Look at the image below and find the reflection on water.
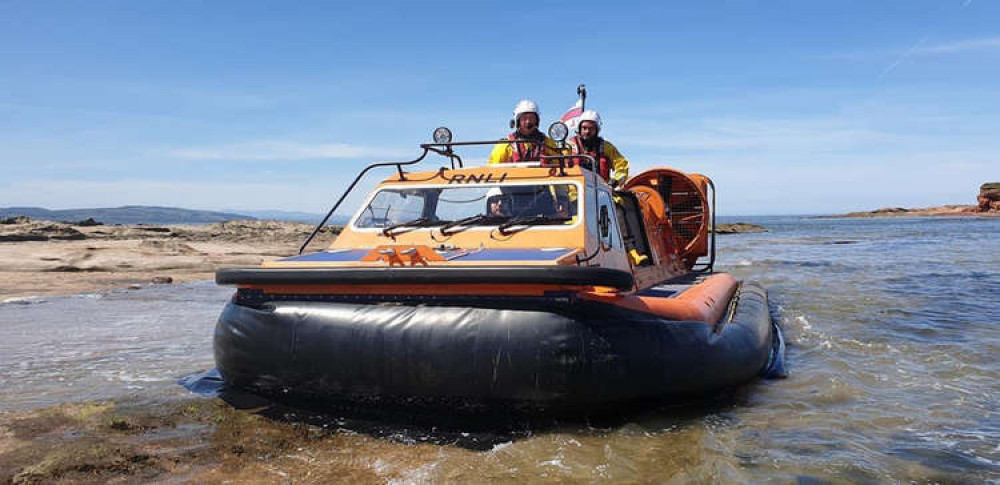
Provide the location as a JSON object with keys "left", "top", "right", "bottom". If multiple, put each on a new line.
{"left": 2, "top": 216, "right": 998, "bottom": 481}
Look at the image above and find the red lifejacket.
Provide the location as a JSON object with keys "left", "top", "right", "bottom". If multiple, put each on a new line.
{"left": 571, "top": 136, "right": 611, "bottom": 181}
{"left": 507, "top": 132, "right": 546, "bottom": 162}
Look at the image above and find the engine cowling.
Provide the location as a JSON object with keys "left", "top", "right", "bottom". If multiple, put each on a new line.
{"left": 624, "top": 169, "right": 711, "bottom": 270}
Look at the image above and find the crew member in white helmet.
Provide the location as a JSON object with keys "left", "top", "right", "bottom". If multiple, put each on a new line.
{"left": 488, "top": 99, "right": 561, "bottom": 164}
{"left": 566, "top": 110, "right": 629, "bottom": 186}
{"left": 485, "top": 187, "right": 511, "bottom": 216}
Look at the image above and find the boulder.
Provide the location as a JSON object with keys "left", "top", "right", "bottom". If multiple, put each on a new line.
{"left": 978, "top": 183, "right": 1000, "bottom": 213}
{"left": 0, "top": 215, "right": 31, "bottom": 225}
{"left": 72, "top": 217, "right": 103, "bottom": 226}
{"left": 871, "top": 207, "right": 910, "bottom": 214}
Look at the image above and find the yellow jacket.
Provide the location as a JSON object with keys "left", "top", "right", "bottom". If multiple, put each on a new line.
{"left": 488, "top": 133, "right": 561, "bottom": 164}
{"left": 566, "top": 136, "right": 630, "bottom": 185}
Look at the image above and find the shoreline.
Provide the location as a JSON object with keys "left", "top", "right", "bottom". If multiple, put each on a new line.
{"left": 0, "top": 219, "right": 337, "bottom": 301}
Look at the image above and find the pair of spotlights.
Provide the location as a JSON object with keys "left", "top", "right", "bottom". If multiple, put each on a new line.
{"left": 431, "top": 122, "right": 570, "bottom": 145}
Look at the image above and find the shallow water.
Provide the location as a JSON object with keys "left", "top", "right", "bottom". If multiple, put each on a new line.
{"left": 0, "top": 283, "right": 228, "bottom": 410}
{"left": 2, "top": 216, "right": 998, "bottom": 482}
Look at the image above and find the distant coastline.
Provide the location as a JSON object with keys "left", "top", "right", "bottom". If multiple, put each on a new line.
{"left": 826, "top": 183, "right": 1000, "bottom": 218}
{"left": 825, "top": 205, "right": 1000, "bottom": 219}
{"left": 0, "top": 205, "right": 343, "bottom": 226}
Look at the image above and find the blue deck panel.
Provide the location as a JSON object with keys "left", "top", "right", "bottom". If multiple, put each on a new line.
{"left": 278, "top": 248, "right": 573, "bottom": 263}
{"left": 456, "top": 248, "right": 573, "bottom": 261}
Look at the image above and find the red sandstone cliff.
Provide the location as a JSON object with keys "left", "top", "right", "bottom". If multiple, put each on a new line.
{"left": 978, "top": 183, "right": 1000, "bottom": 213}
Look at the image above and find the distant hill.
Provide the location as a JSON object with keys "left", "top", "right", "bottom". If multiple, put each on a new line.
{"left": 0, "top": 206, "right": 255, "bottom": 225}
{"left": 233, "top": 209, "right": 350, "bottom": 225}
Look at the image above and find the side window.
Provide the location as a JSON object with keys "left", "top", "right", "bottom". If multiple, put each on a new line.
{"left": 355, "top": 190, "right": 426, "bottom": 228}
{"left": 586, "top": 183, "right": 598, "bottom": 235}
{"left": 596, "top": 190, "right": 624, "bottom": 250}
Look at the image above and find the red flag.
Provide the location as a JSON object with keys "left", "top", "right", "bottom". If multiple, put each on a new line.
{"left": 560, "top": 99, "right": 584, "bottom": 132}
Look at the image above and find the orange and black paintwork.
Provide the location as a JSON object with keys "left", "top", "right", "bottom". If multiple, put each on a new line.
{"left": 212, "top": 141, "right": 785, "bottom": 411}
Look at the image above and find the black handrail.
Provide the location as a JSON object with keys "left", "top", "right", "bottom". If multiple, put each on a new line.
{"left": 421, "top": 139, "right": 534, "bottom": 148}
{"left": 708, "top": 177, "right": 717, "bottom": 271}
{"left": 576, "top": 171, "right": 607, "bottom": 265}
{"left": 298, "top": 148, "right": 431, "bottom": 254}
{"left": 693, "top": 178, "right": 717, "bottom": 273}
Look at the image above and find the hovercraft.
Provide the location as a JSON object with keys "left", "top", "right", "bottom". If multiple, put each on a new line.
{"left": 213, "top": 123, "right": 785, "bottom": 413}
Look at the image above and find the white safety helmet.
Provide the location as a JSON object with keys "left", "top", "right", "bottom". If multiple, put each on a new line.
{"left": 577, "top": 109, "right": 602, "bottom": 131}
{"left": 486, "top": 187, "right": 504, "bottom": 198}
{"left": 512, "top": 99, "right": 540, "bottom": 120}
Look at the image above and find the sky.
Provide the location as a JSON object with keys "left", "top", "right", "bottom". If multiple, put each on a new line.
{"left": 2, "top": 1, "right": 998, "bottom": 216}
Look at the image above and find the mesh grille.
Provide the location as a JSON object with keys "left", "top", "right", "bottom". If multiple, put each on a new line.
{"left": 668, "top": 181, "right": 704, "bottom": 251}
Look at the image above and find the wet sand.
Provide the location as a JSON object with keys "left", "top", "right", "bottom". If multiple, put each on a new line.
{"left": 0, "top": 218, "right": 337, "bottom": 301}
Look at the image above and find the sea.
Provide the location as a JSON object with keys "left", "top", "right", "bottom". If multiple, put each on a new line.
{"left": 1, "top": 215, "right": 998, "bottom": 482}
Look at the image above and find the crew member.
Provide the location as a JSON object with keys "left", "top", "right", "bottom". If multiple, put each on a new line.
{"left": 485, "top": 187, "right": 510, "bottom": 217}
{"left": 488, "top": 99, "right": 560, "bottom": 164}
{"left": 567, "top": 110, "right": 629, "bottom": 186}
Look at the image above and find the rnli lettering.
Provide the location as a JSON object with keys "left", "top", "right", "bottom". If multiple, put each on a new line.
{"left": 448, "top": 173, "right": 509, "bottom": 184}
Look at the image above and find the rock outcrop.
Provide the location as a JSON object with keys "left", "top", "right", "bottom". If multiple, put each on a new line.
{"left": 0, "top": 220, "right": 86, "bottom": 241}
{"left": 978, "top": 183, "right": 1000, "bottom": 213}
{"left": 713, "top": 223, "right": 767, "bottom": 234}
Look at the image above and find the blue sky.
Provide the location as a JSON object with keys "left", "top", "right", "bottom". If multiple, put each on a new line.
{"left": 2, "top": 1, "right": 998, "bottom": 215}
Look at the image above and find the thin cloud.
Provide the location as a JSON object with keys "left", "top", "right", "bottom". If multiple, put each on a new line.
{"left": 824, "top": 36, "right": 1000, "bottom": 65}
{"left": 168, "top": 141, "right": 409, "bottom": 161}
{"left": 913, "top": 36, "right": 1000, "bottom": 55}
{"left": 877, "top": 36, "right": 1000, "bottom": 80}
{"left": 613, "top": 117, "right": 897, "bottom": 153}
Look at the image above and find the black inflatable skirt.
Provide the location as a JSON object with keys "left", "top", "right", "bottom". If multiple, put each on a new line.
{"left": 213, "top": 282, "right": 783, "bottom": 412}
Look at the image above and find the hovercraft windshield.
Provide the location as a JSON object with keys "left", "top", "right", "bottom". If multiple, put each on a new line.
{"left": 353, "top": 182, "right": 580, "bottom": 231}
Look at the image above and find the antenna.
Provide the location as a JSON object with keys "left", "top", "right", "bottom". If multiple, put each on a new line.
{"left": 577, "top": 84, "right": 587, "bottom": 112}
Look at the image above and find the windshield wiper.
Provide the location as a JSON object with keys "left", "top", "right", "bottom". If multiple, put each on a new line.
{"left": 381, "top": 217, "right": 442, "bottom": 237}
{"left": 498, "top": 214, "right": 570, "bottom": 235}
{"left": 438, "top": 213, "right": 510, "bottom": 235}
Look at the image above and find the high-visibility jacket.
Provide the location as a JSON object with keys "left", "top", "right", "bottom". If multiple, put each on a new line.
{"left": 566, "top": 135, "right": 629, "bottom": 185}
{"left": 488, "top": 132, "right": 561, "bottom": 164}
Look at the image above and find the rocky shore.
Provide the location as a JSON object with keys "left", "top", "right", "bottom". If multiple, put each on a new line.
{"left": 830, "top": 183, "right": 1000, "bottom": 218}
{"left": 0, "top": 218, "right": 338, "bottom": 301}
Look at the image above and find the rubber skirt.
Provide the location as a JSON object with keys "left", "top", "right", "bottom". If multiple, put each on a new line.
{"left": 214, "top": 282, "right": 778, "bottom": 411}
